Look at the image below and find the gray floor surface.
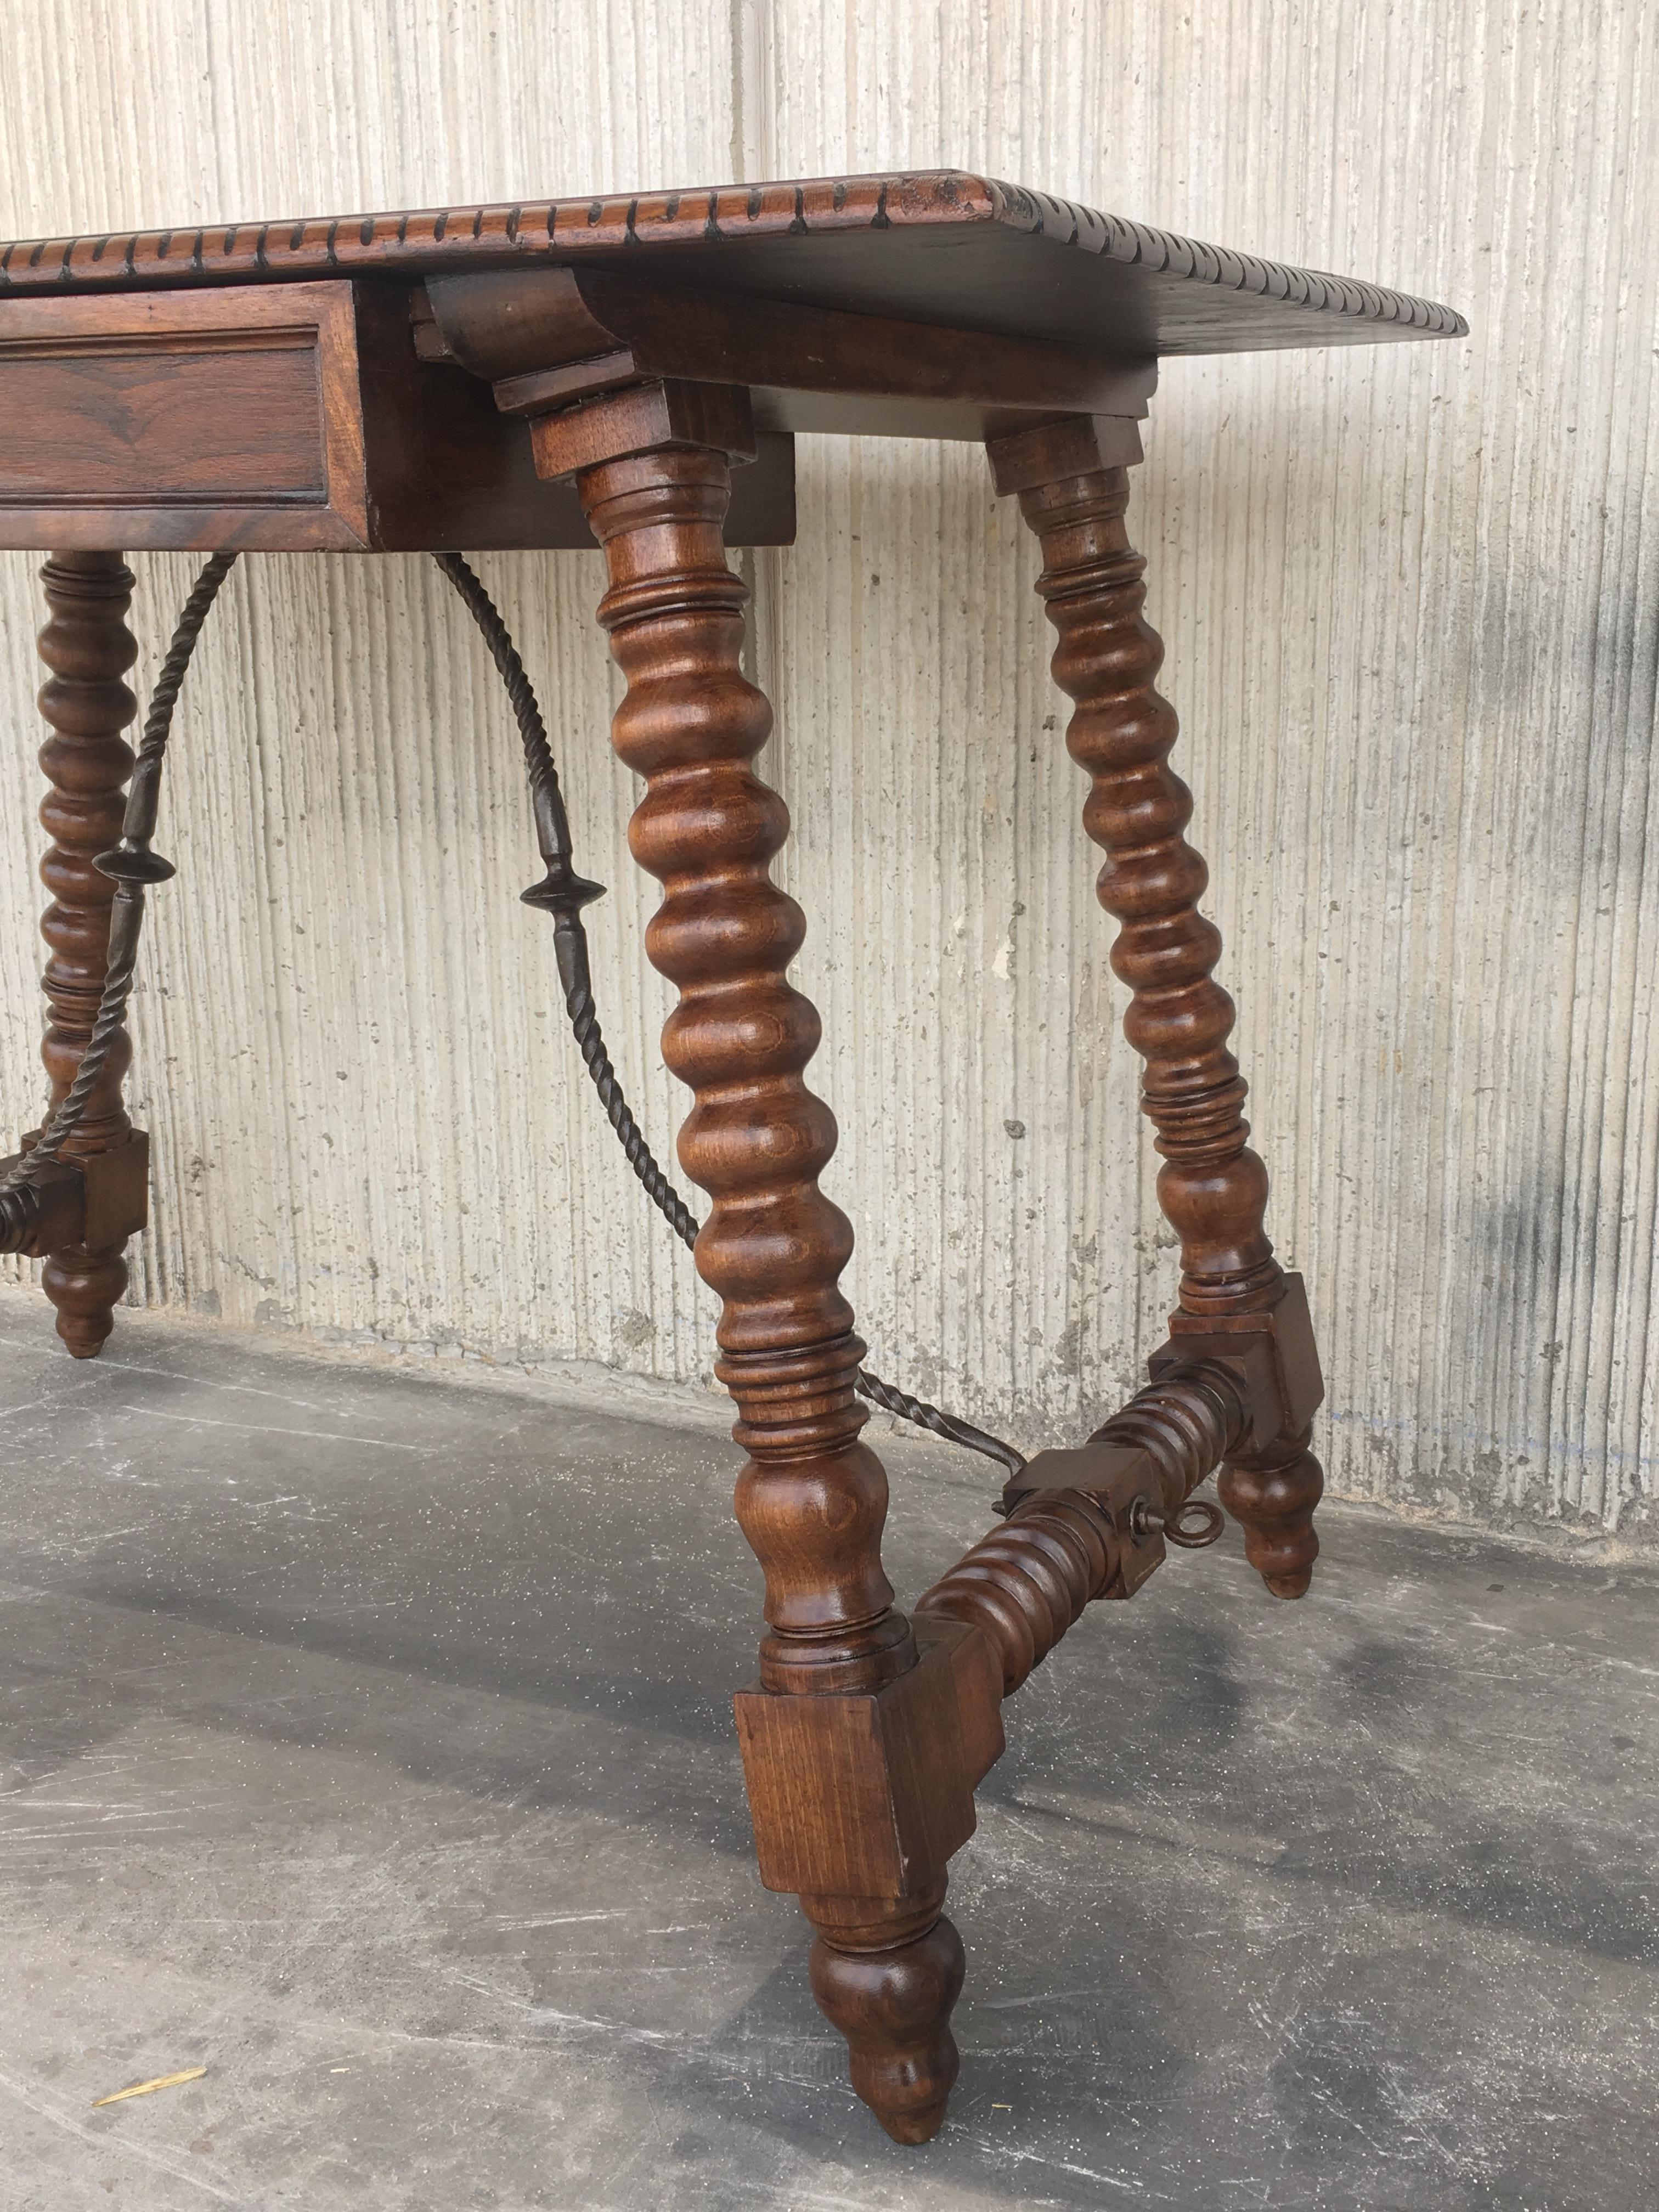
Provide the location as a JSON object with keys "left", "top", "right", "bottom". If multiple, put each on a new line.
{"left": 0, "top": 1290, "right": 1654, "bottom": 2211}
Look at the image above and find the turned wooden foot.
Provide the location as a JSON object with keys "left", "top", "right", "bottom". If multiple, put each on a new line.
{"left": 1220, "top": 1436, "right": 1325, "bottom": 1598}
{"left": 807, "top": 1887, "right": 964, "bottom": 2142}
{"left": 33, "top": 551, "right": 140, "bottom": 1358}
{"left": 41, "top": 1244, "right": 128, "bottom": 1358}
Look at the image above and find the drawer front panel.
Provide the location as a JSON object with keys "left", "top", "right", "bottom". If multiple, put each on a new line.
{"left": 0, "top": 336, "right": 325, "bottom": 503}
{"left": 0, "top": 283, "right": 368, "bottom": 549}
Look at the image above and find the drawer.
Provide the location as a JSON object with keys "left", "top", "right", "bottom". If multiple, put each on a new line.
{"left": 0, "top": 279, "right": 794, "bottom": 551}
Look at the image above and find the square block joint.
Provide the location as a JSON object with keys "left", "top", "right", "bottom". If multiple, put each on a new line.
{"left": 985, "top": 412, "right": 1144, "bottom": 495}
{"left": 1156, "top": 1271, "right": 1325, "bottom": 1450}
{"left": 733, "top": 1618, "right": 994, "bottom": 1902}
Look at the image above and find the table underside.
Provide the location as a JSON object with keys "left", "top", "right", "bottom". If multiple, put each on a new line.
{"left": 0, "top": 173, "right": 1462, "bottom": 555}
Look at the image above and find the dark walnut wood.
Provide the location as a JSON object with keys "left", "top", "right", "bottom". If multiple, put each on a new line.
{"left": 918, "top": 1489, "right": 1119, "bottom": 1693}
{"left": 0, "top": 175, "right": 1463, "bottom": 2148}
{"left": 532, "top": 383, "right": 966, "bottom": 2141}
{"left": 0, "top": 286, "right": 366, "bottom": 550}
{"left": 33, "top": 551, "right": 142, "bottom": 1356}
{"left": 990, "top": 416, "right": 1324, "bottom": 1596}
{"left": 0, "top": 284, "right": 795, "bottom": 552}
{"left": 423, "top": 263, "right": 1156, "bottom": 444}
{"left": 0, "top": 1133, "right": 149, "bottom": 1260}
{"left": 918, "top": 1357, "right": 1260, "bottom": 1690}
{"left": 0, "top": 171, "right": 1466, "bottom": 358}
{"left": 0, "top": 171, "right": 1464, "bottom": 551}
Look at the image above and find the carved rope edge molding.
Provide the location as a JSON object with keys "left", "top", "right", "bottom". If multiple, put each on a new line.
{"left": 0, "top": 170, "right": 1468, "bottom": 338}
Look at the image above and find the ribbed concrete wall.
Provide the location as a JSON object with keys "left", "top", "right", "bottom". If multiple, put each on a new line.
{"left": 2, "top": 1, "right": 1655, "bottom": 1543}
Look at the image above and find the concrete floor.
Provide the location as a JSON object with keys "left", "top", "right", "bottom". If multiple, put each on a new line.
{"left": 1, "top": 1292, "right": 1654, "bottom": 2212}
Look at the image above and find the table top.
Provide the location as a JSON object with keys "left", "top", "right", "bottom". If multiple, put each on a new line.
{"left": 0, "top": 170, "right": 1465, "bottom": 358}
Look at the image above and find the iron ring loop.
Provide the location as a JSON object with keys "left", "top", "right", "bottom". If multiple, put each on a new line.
{"left": 1165, "top": 1497, "right": 1226, "bottom": 1549}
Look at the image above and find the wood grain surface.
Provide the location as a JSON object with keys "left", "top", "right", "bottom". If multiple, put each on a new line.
{"left": 0, "top": 284, "right": 797, "bottom": 550}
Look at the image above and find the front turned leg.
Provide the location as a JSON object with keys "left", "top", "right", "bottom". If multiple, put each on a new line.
{"left": 990, "top": 419, "right": 1323, "bottom": 1594}
{"left": 33, "top": 554, "right": 142, "bottom": 1357}
{"left": 540, "top": 382, "right": 973, "bottom": 2141}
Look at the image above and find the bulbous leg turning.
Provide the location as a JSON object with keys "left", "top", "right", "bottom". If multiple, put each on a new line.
{"left": 42, "top": 1245, "right": 128, "bottom": 1359}
{"left": 991, "top": 419, "right": 1327, "bottom": 1597}
{"left": 1220, "top": 1437, "right": 1324, "bottom": 1599}
{"left": 557, "top": 400, "right": 970, "bottom": 2143}
{"left": 34, "top": 551, "right": 139, "bottom": 1358}
{"left": 806, "top": 1887, "right": 964, "bottom": 2143}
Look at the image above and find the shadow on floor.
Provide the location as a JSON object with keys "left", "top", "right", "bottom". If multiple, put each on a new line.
{"left": 1, "top": 1296, "right": 1654, "bottom": 2211}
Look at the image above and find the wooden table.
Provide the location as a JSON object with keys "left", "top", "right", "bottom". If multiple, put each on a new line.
{"left": 0, "top": 171, "right": 1463, "bottom": 2144}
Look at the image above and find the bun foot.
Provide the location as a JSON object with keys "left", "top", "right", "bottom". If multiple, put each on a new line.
{"left": 806, "top": 1886, "right": 964, "bottom": 2142}
{"left": 1219, "top": 1439, "right": 1324, "bottom": 1597}
{"left": 43, "top": 1243, "right": 126, "bottom": 1358}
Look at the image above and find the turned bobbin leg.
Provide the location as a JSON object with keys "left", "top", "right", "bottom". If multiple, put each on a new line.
{"left": 990, "top": 419, "right": 1324, "bottom": 1595}
{"left": 32, "top": 553, "right": 142, "bottom": 1358}
{"left": 531, "top": 380, "right": 972, "bottom": 2142}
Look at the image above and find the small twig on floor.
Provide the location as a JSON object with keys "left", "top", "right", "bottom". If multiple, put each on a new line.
{"left": 92, "top": 2067, "right": 207, "bottom": 2108}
